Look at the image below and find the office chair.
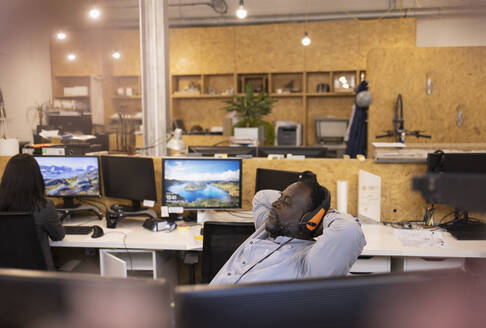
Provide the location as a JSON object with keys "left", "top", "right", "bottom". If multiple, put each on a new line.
{"left": 201, "top": 221, "right": 255, "bottom": 283}
{"left": 0, "top": 212, "right": 48, "bottom": 270}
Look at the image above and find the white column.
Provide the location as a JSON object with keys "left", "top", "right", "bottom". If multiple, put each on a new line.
{"left": 139, "top": 0, "right": 170, "bottom": 156}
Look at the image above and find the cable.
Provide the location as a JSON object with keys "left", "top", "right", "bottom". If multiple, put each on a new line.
{"left": 103, "top": 231, "right": 133, "bottom": 270}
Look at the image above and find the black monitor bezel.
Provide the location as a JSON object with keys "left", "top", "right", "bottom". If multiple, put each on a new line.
{"left": 101, "top": 155, "right": 157, "bottom": 202}
{"left": 257, "top": 146, "right": 328, "bottom": 158}
{"left": 161, "top": 157, "right": 243, "bottom": 210}
{"left": 34, "top": 155, "right": 101, "bottom": 198}
{"left": 187, "top": 146, "right": 257, "bottom": 157}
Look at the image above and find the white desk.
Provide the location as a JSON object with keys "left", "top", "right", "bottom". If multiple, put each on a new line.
{"left": 51, "top": 214, "right": 486, "bottom": 277}
{"left": 50, "top": 216, "right": 202, "bottom": 251}
{"left": 51, "top": 216, "right": 202, "bottom": 279}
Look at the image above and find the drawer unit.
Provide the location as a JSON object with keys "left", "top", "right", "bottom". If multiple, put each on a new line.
{"left": 349, "top": 256, "right": 391, "bottom": 274}
{"left": 403, "top": 257, "right": 465, "bottom": 272}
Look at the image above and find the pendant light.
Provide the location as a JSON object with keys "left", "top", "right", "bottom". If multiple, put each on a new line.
{"left": 236, "top": 0, "right": 247, "bottom": 19}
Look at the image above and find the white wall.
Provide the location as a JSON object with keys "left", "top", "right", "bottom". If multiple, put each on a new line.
{"left": 417, "top": 15, "right": 486, "bottom": 47}
{"left": 0, "top": 0, "right": 52, "bottom": 142}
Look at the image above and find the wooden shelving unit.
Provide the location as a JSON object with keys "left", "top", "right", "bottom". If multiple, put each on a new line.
{"left": 170, "top": 70, "right": 363, "bottom": 145}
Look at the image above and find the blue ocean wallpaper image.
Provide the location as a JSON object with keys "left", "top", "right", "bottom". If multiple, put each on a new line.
{"left": 163, "top": 159, "right": 241, "bottom": 208}
{"left": 35, "top": 157, "right": 100, "bottom": 196}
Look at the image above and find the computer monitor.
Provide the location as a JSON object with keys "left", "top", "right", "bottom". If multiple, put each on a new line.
{"left": 162, "top": 158, "right": 242, "bottom": 210}
{"left": 175, "top": 271, "right": 467, "bottom": 328}
{"left": 101, "top": 156, "right": 156, "bottom": 211}
{"left": 254, "top": 168, "right": 301, "bottom": 193}
{"left": 0, "top": 268, "right": 172, "bottom": 328}
{"left": 34, "top": 156, "right": 100, "bottom": 208}
{"left": 257, "top": 146, "right": 327, "bottom": 158}
{"left": 424, "top": 152, "right": 486, "bottom": 240}
{"left": 187, "top": 146, "right": 256, "bottom": 158}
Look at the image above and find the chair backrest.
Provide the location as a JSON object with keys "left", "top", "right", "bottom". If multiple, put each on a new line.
{"left": 201, "top": 221, "right": 256, "bottom": 283}
{"left": 0, "top": 212, "right": 47, "bottom": 270}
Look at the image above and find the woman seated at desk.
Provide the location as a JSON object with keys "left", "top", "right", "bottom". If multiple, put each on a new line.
{"left": 0, "top": 154, "right": 65, "bottom": 270}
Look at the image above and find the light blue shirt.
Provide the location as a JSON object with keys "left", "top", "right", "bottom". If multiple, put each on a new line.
{"left": 210, "top": 190, "right": 366, "bottom": 285}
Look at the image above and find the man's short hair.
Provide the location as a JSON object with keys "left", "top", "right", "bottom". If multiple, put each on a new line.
{"left": 298, "top": 171, "right": 330, "bottom": 212}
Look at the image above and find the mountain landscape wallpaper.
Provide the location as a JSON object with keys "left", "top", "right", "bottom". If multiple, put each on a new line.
{"left": 35, "top": 157, "right": 100, "bottom": 197}
{"left": 163, "top": 159, "right": 241, "bottom": 209}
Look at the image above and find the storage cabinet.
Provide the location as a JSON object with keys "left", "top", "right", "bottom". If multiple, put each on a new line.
{"left": 403, "top": 257, "right": 465, "bottom": 272}
{"left": 171, "top": 70, "right": 362, "bottom": 145}
{"left": 349, "top": 256, "right": 391, "bottom": 274}
{"left": 100, "top": 249, "right": 177, "bottom": 281}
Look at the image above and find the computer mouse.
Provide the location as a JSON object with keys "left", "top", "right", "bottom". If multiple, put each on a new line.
{"left": 91, "top": 225, "right": 104, "bottom": 238}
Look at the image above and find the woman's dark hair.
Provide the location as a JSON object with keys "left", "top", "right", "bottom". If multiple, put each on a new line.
{"left": 0, "top": 153, "right": 47, "bottom": 211}
{"left": 298, "top": 170, "right": 330, "bottom": 212}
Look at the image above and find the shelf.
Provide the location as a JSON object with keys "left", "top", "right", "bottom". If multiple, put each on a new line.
{"left": 112, "top": 96, "right": 142, "bottom": 100}
{"left": 56, "top": 95, "right": 90, "bottom": 99}
{"left": 172, "top": 94, "right": 234, "bottom": 99}
{"left": 306, "top": 92, "right": 355, "bottom": 97}
{"left": 270, "top": 93, "right": 303, "bottom": 97}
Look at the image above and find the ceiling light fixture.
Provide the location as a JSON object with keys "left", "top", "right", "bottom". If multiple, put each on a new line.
{"left": 56, "top": 31, "right": 67, "bottom": 40}
{"left": 112, "top": 51, "right": 121, "bottom": 60}
{"left": 301, "top": 32, "right": 311, "bottom": 46}
{"left": 67, "top": 53, "right": 76, "bottom": 61}
{"left": 236, "top": 0, "right": 247, "bottom": 19}
{"left": 89, "top": 7, "right": 101, "bottom": 19}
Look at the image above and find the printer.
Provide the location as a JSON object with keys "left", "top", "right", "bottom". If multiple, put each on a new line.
{"left": 275, "top": 121, "right": 302, "bottom": 146}
{"left": 314, "top": 116, "right": 348, "bottom": 158}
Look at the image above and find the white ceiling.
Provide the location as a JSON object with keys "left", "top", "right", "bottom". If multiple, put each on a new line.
{"left": 46, "top": 0, "right": 486, "bottom": 28}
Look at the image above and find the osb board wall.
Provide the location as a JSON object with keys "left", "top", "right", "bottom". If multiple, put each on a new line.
{"left": 169, "top": 18, "right": 416, "bottom": 74}
{"left": 0, "top": 156, "right": 427, "bottom": 222}
{"left": 367, "top": 47, "right": 486, "bottom": 153}
{"left": 50, "top": 30, "right": 103, "bottom": 76}
{"left": 173, "top": 98, "right": 229, "bottom": 132}
{"left": 106, "top": 29, "right": 141, "bottom": 77}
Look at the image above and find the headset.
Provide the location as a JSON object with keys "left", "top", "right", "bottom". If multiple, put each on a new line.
{"left": 298, "top": 182, "right": 331, "bottom": 234}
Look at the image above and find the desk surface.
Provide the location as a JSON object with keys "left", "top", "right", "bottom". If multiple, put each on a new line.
{"left": 51, "top": 214, "right": 486, "bottom": 259}
{"left": 50, "top": 216, "right": 202, "bottom": 251}
{"left": 361, "top": 224, "right": 486, "bottom": 258}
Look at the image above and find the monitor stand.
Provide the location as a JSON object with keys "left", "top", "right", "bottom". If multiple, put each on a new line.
{"left": 57, "top": 203, "right": 103, "bottom": 222}
{"left": 118, "top": 200, "right": 147, "bottom": 213}
{"left": 444, "top": 210, "right": 486, "bottom": 240}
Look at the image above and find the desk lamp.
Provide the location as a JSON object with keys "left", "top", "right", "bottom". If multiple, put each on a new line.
{"left": 167, "top": 128, "right": 186, "bottom": 153}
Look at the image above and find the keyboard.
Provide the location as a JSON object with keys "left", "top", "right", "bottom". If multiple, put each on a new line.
{"left": 64, "top": 226, "right": 93, "bottom": 235}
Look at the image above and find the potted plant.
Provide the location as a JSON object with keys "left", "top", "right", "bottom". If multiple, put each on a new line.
{"left": 222, "top": 83, "right": 277, "bottom": 145}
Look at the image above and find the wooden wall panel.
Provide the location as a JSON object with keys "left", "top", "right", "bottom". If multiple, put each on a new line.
{"left": 169, "top": 28, "right": 202, "bottom": 74}
{"left": 234, "top": 23, "right": 305, "bottom": 73}
{"left": 266, "top": 98, "right": 303, "bottom": 126}
{"left": 108, "top": 29, "right": 141, "bottom": 76}
{"left": 367, "top": 47, "right": 486, "bottom": 152}
{"left": 172, "top": 98, "right": 228, "bottom": 132}
{"left": 358, "top": 18, "right": 416, "bottom": 69}
{"left": 200, "top": 27, "right": 236, "bottom": 74}
{"left": 51, "top": 30, "right": 103, "bottom": 76}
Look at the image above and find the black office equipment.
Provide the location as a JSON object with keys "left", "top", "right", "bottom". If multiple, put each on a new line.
{"left": 101, "top": 156, "right": 157, "bottom": 212}
{"left": 34, "top": 156, "right": 101, "bottom": 208}
{"left": 254, "top": 168, "right": 301, "bottom": 193}
{"left": 64, "top": 225, "right": 103, "bottom": 238}
{"left": 201, "top": 221, "right": 255, "bottom": 283}
{"left": 176, "top": 270, "right": 478, "bottom": 328}
{"left": 187, "top": 146, "right": 256, "bottom": 157}
{"left": 48, "top": 113, "right": 92, "bottom": 135}
{"left": 257, "top": 146, "right": 327, "bottom": 158}
{"left": 0, "top": 268, "right": 172, "bottom": 328}
{"left": 414, "top": 152, "right": 486, "bottom": 240}
{"left": 0, "top": 212, "right": 47, "bottom": 270}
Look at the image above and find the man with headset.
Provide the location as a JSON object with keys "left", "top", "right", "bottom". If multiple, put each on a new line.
{"left": 210, "top": 171, "right": 366, "bottom": 284}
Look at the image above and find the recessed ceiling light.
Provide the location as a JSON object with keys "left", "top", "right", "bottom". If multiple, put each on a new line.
{"left": 112, "top": 51, "right": 121, "bottom": 60}
{"left": 67, "top": 53, "right": 76, "bottom": 61}
{"left": 89, "top": 7, "right": 101, "bottom": 19}
{"left": 56, "top": 32, "right": 67, "bottom": 40}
